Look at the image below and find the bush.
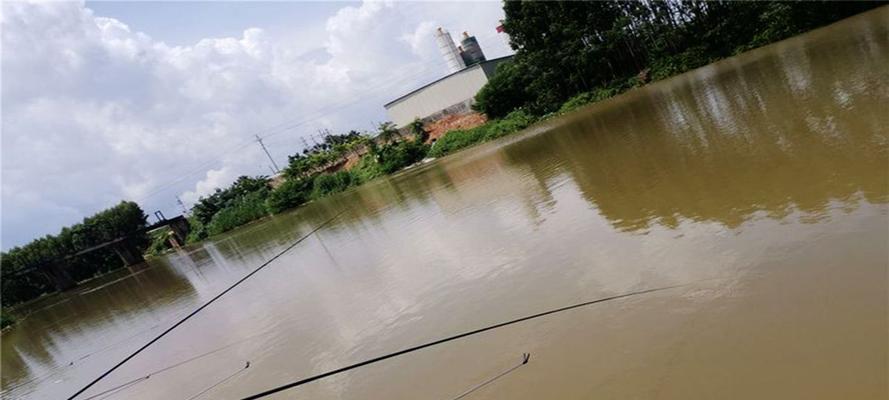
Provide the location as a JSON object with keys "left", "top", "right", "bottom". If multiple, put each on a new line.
{"left": 266, "top": 177, "right": 314, "bottom": 214}
{"left": 649, "top": 47, "right": 710, "bottom": 81}
{"left": 205, "top": 190, "right": 270, "bottom": 236}
{"left": 376, "top": 140, "right": 428, "bottom": 174}
{"left": 185, "top": 216, "right": 207, "bottom": 243}
{"left": 473, "top": 61, "right": 532, "bottom": 119}
{"left": 351, "top": 154, "right": 385, "bottom": 183}
{"left": 557, "top": 84, "right": 628, "bottom": 114}
{"left": 429, "top": 110, "right": 536, "bottom": 158}
{"left": 311, "top": 171, "right": 358, "bottom": 199}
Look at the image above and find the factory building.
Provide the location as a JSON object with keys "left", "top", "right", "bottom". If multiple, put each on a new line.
{"left": 385, "top": 27, "right": 509, "bottom": 128}
{"left": 383, "top": 55, "right": 511, "bottom": 128}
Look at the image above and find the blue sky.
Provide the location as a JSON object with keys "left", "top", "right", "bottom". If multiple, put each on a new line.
{"left": 1, "top": 1, "right": 511, "bottom": 250}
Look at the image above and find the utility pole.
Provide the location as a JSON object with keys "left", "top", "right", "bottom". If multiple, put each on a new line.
{"left": 300, "top": 136, "right": 310, "bottom": 154}
{"left": 256, "top": 134, "right": 280, "bottom": 173}
{"left": 176, "top": 197, "right": 188, "bottom": 215}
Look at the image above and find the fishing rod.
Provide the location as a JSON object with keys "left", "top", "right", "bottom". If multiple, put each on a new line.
{"left": 67, "top": 211, "right": 344, "bottom": 400}
{"left": 241, "top": 284, "right": 682, "bottom": 399}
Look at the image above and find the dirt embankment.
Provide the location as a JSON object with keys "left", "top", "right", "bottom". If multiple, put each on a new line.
{"left": 424, "top": 113, "right": 487, "bottom": 143}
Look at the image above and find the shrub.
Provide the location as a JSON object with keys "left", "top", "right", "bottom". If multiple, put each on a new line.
{"left": 376, "top": 140, "right": 428, "bottom": 174}
{"left": 649, "top": 47, "right": 710, "bottom": 81}
{"left": 557, "top": 84, "right": 627, "bottom": 114}
{"left": 473, "top": 61, "right": 532, "bottom": 119}
{"left": 205, "top": 190, "right": 269, "bottom": 236}
{"left": 428, "top": 110, "right": 536, "bottom": 158}
{"left": 351, "top": 154, "right": 385, "bottom": 183}
{"left": 311, "top": 171, "right": 358, "bottom": 199}
{"left": 266, "top": 178, "right": 314, "bottom": 214}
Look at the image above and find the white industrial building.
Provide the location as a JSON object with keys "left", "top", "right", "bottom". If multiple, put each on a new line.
{"left": 383, "top": 55, "right": 512, "bottom": 128}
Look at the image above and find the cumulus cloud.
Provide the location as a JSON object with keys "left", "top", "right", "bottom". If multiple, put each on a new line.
{"left": 1, "top": 0, "right": 509, "bottom": 248}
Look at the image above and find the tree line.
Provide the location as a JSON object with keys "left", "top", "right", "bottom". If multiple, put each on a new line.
{"left": 1, "top": 201, "right": 149, "bottom": 307}
{"left": 474, "top": 1, "right": 883, "bottom": 118}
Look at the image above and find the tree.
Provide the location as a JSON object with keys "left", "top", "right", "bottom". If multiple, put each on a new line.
{"left": 409, "top": 118, "right": 429, "bottom": 143}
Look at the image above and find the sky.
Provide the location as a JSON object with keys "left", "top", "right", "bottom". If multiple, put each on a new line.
{"left": 1, "top": 0, "right": 512, "bottom": 250}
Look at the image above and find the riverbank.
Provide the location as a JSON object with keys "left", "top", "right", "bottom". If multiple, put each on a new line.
{"left": 157, "top": 6, "right": 883, "bottom": 253}
{"left": 5, "top": 7, "right": 886, "bottom": 393}
{"left": 4, "top": 4, "right": 883, "bottom": 317}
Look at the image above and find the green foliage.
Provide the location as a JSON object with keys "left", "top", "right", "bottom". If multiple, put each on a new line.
{"left": 429, "top": 110, "right": 536, "bottom": 158}
{"left": 350, "top": 154, "right": 385, "bottom": 183}
{"left": 266, "top": 177, "right": 314, "bottom": 214}
{"left": 165, "top": 0, "right": 881, "bottom": 253}
{"left": 1, "top": 201, "right": 148, "bottom": 306}
{"left": 477, "top": 1, "right": 880, "bottom": 117}
{"left": 649, "top": 47, "right": 711, "bottom": 81}
{"left": 375, "top": 140, "right": 429, "bottom": 174}
{"left": 205, "top": 190, "right": 270, "bottom": 236}
{"left": 376, "top": 121, "right": 400, "bottom": 144}
{"left": 185, "top": 215, "right": 207, "bottom": 243}
{"left": 284, "top": 131, "right": 367, "bottom": 179}
{"left": 409, "top": 118, "right": 429, "bottom": 143}
{"left": 474, "top": 61, "right": 532, "bottom": 119}
{"left": 311, "top": 171, "right": 359, "bottom": 199}
{"left": 191, "top": 176, "right": 269, "bottom": 227}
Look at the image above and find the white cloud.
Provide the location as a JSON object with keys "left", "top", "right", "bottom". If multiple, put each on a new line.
{"left": 1, "top": 0, "right": 508, "bottom": 249}
{"left": 179, "top": 167, "right": 239, "bottom": 206}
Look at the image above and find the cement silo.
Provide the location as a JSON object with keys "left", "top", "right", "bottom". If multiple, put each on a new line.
{"left": 436, "top": 27, "right": 466, "bottom": 73}
{"left": 459, "top": 31, "right": 486, "bottom": 66}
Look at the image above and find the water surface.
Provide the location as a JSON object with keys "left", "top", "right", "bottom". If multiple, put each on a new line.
{"left": 2, "top": 8, "right": 887, "bottom": 400}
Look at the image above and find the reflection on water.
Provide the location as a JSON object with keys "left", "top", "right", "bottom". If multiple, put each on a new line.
{"left": 2, "top": 8, "right": 888, "bottom": 400}
{"left": 499, "top": 21, "right": 888, "bottom": 232}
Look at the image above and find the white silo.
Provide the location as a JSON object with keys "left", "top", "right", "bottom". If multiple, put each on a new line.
{"left": 435, "top": 27, "right": 465, "bottom": 73}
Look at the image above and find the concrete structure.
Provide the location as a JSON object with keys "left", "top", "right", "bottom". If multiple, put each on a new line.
{"left": 384, "top": 55, "right": 513, "bottom": 128}
{"left": 459, "top": 32, "right": 486, "bottom": 66}
{"left": 435, "top": 27, "right": 465, "bottom": 73}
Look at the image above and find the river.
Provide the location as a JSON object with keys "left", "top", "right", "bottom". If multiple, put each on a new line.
{"left": 2, "top": 8, "right": 887, "bottom": 400}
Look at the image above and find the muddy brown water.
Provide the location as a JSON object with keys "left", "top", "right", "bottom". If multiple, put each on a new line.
{"left": 3, "top": 9, "right": 888, "bottom": 400}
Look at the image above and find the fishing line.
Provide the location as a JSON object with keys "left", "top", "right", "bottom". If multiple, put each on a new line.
{"left": 449, "top": 353, "right": 530, "bottom": 400}
{"left": 67, "top": 211, "right": 344, "bottom": 400}
{"left": 185, "top": 361, "right": 251, "bottom": 400}
{"left": 92, "top": 376, "right": 149, "bottom": 400}
{"left": 78, "top": 328, "right": 279, "bottom": 400}
{"left": 1, "top": 323, "right": 163, "bottom": 393}
{"left": 241, "top": 284, "right": 682, "bottom": 399}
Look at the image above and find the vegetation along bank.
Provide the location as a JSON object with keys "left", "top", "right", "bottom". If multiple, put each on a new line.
{"left": 1, "top": 1, "right": 881, "bottom": 323}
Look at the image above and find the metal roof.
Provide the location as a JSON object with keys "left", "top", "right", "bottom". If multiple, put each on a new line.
{"left": 383, "top": 55, "right": 514, "bottom": 108}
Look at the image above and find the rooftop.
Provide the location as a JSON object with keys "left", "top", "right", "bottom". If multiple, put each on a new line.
{"left": 384, "top": 55, "right": 514, "bottom": 108}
